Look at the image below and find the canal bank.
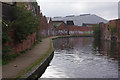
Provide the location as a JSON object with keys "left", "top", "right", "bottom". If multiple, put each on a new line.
{"left": 2, "top": 37, "right": 54, "bottom": 79}
{"left": 22, "top": 51, "right": 54, "bottom": 79}
{"left": 52, "top": 34, "right": 93, "bottom": 40}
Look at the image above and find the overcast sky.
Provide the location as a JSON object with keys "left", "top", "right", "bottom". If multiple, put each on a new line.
{"left": 36, "top": 0, "right": 120, "bottom": 20}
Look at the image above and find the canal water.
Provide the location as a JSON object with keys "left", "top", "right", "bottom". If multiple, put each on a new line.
{"left": 40, "top": 37, "right": 120, "bottom": 78}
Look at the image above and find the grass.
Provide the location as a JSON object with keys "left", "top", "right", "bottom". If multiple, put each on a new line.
{"left": 2, "top": 53, "right": 19, "bottom": 65}
{"left": 31, "top": 41, "right": 39, "bottom": 48}
{"left": 15, "top": 40, "right": 53, "bottom": 78}
{"left": 20, "top": 48, "right": 29, "bottom": 54}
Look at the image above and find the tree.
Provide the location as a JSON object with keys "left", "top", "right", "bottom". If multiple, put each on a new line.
{"left": 93, "top": 24, "right": 101, "bottom": 40}
{"left": 11, "top": 6, "right": 39, "bottom": 43}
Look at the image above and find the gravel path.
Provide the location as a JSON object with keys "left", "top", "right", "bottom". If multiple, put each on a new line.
{"left": 2, "top": 37, "right": 52, "bottom": 78}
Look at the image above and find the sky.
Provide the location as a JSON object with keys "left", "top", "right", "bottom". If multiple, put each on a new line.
{"left": 36, "top": 0, "right": 120, "bottom": 20}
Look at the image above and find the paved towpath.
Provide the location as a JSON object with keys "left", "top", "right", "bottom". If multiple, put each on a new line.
{"left": 2, "top": 37, "right": 53, "bottom": 78}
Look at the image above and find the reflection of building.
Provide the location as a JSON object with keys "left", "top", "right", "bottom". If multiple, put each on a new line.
{"left": 118, "top": 1, "right": 120, "bottom": 19}
{"left": 53, "top": 37, "right": 93, "bottom": 50}
{"left": 100, "top": 40, "right": 120, "bottom": 60}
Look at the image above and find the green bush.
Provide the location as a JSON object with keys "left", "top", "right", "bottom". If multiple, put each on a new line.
{"left": 109, "top": 26, "right": 116, "bottom": 35}
{"left": 2, "top": 21, "right": 12, "bottom": 44}
{"left": 93, "top": 25, "right": 101, "bottom": 40}
{"left": 118, "top": 32, "right": 120, "bottom": 38}
{"left": 11, "top": 6, "right": 39, "bottom": 43}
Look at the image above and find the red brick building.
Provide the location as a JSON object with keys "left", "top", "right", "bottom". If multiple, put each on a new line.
{"left": 3, "top": 2, "right": 43, "bottom": 54}
{"left": 68, "top": 26, "right": 93, "bottom": 35}
{"left": 52, "top": 21, "right": 93, "bottom": 36}
{"left": 37, "top": 6, "right": 48, "bottom": 37}
{"left": 47, "top": 17, "right": 55, "bottom": 36}
{"left": 100, "top": 19, "right": 120, "bottom": 42}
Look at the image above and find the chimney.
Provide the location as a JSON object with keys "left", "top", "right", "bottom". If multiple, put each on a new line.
{"left": 38, "top": 6, "right": 40, "bottom": 14}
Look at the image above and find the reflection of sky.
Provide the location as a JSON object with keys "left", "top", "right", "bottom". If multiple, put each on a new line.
{"left": 37, "top": 0, "right": 119, "bottom": 20}
{"left": 40, "top": 37, "right": 119, "bottom": 78}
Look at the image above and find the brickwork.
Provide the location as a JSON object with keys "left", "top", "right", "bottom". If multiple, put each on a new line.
{"left": 58, "top": 24, "right": 93, "bottom": 35}
{"left": 3, "top": 2, "right": 42, "bottom": 54}
{"left": 47, "top": 18, "right": 55, "bottom": 36}
{"left": 6, "top": 32, "right": 37, "bottom": 53}
{"left": 100, "top": 19, "right": 120, "bottom": 42}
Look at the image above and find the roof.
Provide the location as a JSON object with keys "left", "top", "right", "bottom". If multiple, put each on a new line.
{"left": 52, "top": 21, "right": 63, "bottom": 28}
{"left": 52, "top": 14, "right": 108, "bottom": 26}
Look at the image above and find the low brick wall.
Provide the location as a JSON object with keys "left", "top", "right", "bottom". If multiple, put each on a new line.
{"left": 14, "top": 32, "right": 37, "bottom": 53}
{"left": 5, "top": 32, "right": 37, "bottom": 54}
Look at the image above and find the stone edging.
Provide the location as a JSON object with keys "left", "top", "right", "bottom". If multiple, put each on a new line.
{"left": 21, "top": 51, "right": 54, "bottom": 80}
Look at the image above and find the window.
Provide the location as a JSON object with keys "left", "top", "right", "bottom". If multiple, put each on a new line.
{"left": 108, "top": 25, "right": 109, "bottom": 31}
{"left": 67, "top": 21, "right": 74, "bottom": 25}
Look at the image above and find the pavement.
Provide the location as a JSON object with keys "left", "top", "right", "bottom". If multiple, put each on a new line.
{"left": 2, "top": 37, "right": 52, "bottom": 78}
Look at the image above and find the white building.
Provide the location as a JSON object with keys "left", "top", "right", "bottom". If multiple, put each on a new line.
{"left": 52, "top": 14, "right": 108, "bottom": 26}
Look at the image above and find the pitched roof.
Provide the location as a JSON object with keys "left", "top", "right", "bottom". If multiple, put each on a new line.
{"left": 46, "top": 17, "right": 51, "bottom": 23}
{"left": 52, "top": 21, "right": 65, "bottom": 28}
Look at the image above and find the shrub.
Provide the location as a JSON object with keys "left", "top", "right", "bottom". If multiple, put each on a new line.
{"left": 2, "top": 21, "right": 12, "bottom": 44}
{"left": 109, "top": 26, "right": 116, "bottom": 35}
{"left": 11, "top": 6, "right": 39, "bottom": 43}
{"left": 93, "top": 24, "right": 101, "bottom": 40}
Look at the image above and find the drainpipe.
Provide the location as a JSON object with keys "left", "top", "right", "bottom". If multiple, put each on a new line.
{"left": 67, "top": 25, "right": 70, "bottom": 35}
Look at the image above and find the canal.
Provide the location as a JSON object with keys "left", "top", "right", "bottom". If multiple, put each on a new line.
{"left": 40, "top": 37, "right": 120, "bottom": 78}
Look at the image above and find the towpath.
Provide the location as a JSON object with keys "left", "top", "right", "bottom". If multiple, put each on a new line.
{"left": 2, "top": 37, "right": 52, "bottom": 78}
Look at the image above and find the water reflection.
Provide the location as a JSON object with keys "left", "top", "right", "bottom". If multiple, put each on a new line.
{"left": 41, "top": 37, "right": 120, "bottom": 78}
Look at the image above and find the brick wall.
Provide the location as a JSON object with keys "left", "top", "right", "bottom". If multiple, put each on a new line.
{"left": 58, "top": 24, "right": 93, "bottom": 35}
{"left": 2, "top": 2, "right": 49, "bottom": 54}
{"left": 47, "top": 18, "right": 55, "bottom": 36}
{"left": 58, "top": 22, "right": 68, "bottom": 35}
{"left": 38, "top": 13, "right": 48, "bottom": 37}
{"left": 99, "top": 22, "right": 105, "bottom": 40}
{"left": 6, "top": 32, "right": 37, "bottom": 54}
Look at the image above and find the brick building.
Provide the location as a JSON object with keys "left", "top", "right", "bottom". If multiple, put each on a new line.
{"left": 52, "top": 20, "right": 93, "bottom": 36}
{"left": 100, "top": 19, "right": 120, "bottom": 42}
{"left": 2, "top": 2, "right": 40, "bottom": 54}
{"left": 38, "top": 14, "right": 48, "bottom": 37}
{"left": 68, "top": 26, "right": 93, "bottom": 35}
{"left": 52, "top": 21, "right": 67, "bottom": 35}
{"left": 47, "top": 17, "right": 55, "bottom": 36}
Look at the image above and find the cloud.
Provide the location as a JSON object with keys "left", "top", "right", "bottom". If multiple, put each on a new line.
{"left": 38, "top": 0, "right": 120, "bottom": 3}
{"left": 37, "top": 0, "right": 118, "bottom": 20}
